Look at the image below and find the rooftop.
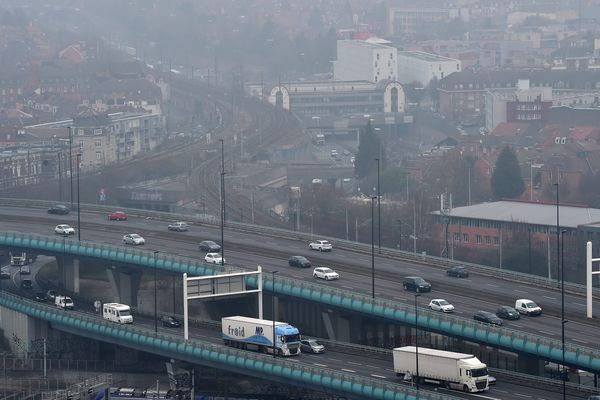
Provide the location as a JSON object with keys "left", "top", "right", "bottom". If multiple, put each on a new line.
{"left": 398, "top": 51, "right": 457, "bottom": 62}
{"left": 432, "top": 200, "right": 600, "bottom": 229}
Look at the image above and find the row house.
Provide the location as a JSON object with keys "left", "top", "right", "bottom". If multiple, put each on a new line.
{"left": 438, "top": 69, "right": 600, "bottom": 122}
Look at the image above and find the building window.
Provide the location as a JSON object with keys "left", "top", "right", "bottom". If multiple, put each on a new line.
{"left": 94, "top": 128, "right": 102, "bottom": 135}
{"left": 77, "top": 129, "right": 84, "bottom": 136}
{"left": 463, "top": 233, "right": 469, "bottom": 242}
{"left": 377, "top": 53, "right": 380, "bottom": 60}
{"left": 493, "top": 236, "right": 499, "bottom": 245}
{"left": 453, "top": 232, "right": 460, "bottom": 241}
{"left": 95, "top": 139, "right": 102, "bottom": 147}
{"left": 476, "top": 235, "right": 482, "bottom": 243}
{"left": 96, "top": 152, "right": 102, "bottom": 160}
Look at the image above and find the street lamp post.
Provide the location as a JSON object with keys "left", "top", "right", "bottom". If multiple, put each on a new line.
{"left": 555, "top": 183, "right": 560, "bottom": 287}
{"left": 219, "top": 138, "right": 225, "bottom": 266}
{"left": 272, "top": 270, "right": 278, "bottom": 358}
{"left": 560, "top": 229, "right": 567, "bottom": 400}
{"left": 528, "top": 228, "right": 532, "bottom": 274}
{"left": 154, "top": 250, "right": 159, "bottom": 335}
{"left": 68, "top": 127, "right": 73, "bottom": 210}
{"left": 57, "top": 152, "right": 62, "bottom": 202}
{"left": 371, "top": 196, "right": 377, "bottom": 299}
{"left": 414, "top": 293, "right": 420, "bottom": 390}
{"left": 76, "top": 153, "right": 81, "bottom": 241}
{"left": 375, "top": 158, "right": 381, "bottom": 250}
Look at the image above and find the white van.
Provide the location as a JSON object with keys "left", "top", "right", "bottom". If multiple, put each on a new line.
{"left": 55, "top": 295, "right": 74, "bottom": 309}
{"left": 515, "top": 299, "right": 542, "bottom": 316}
{"left": 103, "top": 303, "right": 133, "bottom": 324}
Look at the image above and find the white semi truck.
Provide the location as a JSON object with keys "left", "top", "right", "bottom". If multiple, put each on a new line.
{"left": 393, "top": 346, "right": 489, "bottom": 393}
{"left": 222, "top": 316, "right": 301, "bottom": 356}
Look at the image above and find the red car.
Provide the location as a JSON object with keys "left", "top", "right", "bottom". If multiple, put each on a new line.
{"left": 108, "top": 211, "right": 128, "bottom": 221}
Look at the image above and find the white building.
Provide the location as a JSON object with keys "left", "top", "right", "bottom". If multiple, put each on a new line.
{"left": 333, "top": 40, "right": 397, "bottom": 83}
{"left": 397, "top": 51, "right": 461, "bottom": 86}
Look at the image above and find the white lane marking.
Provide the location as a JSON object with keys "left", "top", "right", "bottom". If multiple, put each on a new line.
{"left": 513, "top": 289, "right": 527, "bottom": 293}
{"left": 347, "top": 361, "right": 362, "bottom": 366}
{"left": 365, "top": 365, "right": 381, "bottom": 369}
{"left": 573, "top": 339, "right": 589, "bottom": 344}
{"left": 539, "top": 331, "right": 556, "bottom": 336}
{"left": 543, "top": 296, "right": 556, "bottom": 300}
{"left": 513, "top": 394, "right": 532, "bottom": 398}
{"left": 341, "top": 285, "right": 355, "bottom": 290}
{"left": 407, "top": 268, "right": 417, "bottom": 272}
{"left": 341, "top": 368, "right": 356, "bottom": 373}
{"left": 467, "top": 393, "right": 502, "bottom": 400}
{"left": 314, "top": 363, "right": 328, "bottom": 367}
{"left": 336, "top": 254, "right": 349, "bottom": 259}
{"left": 393, "top": 297, "right": 406, "bottom": 302}
{"left": 329, "top": 358, "right": 342, "bottom": 362}
{"left": 511, "top": 323, "right": 524, "bottom": 328}
{"left": 371, "top": 374, "right": 387, "bottom": 379}
{"left": 573, "top": 302, "right": 586, "bottom": 307}
{"left": 486, "top": 283, "right": 499, "bottom": 287}
{"left": 493, "top": 389, "right": 508, "bottom": 393}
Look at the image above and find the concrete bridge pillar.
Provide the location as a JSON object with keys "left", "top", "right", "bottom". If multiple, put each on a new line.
{"left": 0, "top": 304, "right": 49, "bottom": 353}
{"left": 57, "top": 257, "right": 79, "bottom": 294}
{"left": 106, "top": 267, "right": 142, "bottom": 306}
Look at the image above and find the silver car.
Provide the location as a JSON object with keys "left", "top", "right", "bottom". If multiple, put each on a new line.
{"left": 122, "top": 233, "right": 145, "bottom": 245}
{"left": 300, "top": 339, "right": 325, "bottom": 354}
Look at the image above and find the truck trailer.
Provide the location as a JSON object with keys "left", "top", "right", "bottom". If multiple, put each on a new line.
{"left": 393, "top": 346, "right": 489, "bottom": 393}
{"left": 222, "top": 316, "right": 301, "bottom": 356}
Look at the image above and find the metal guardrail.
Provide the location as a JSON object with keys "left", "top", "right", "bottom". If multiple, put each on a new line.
{"left": 41, "top": 374, "right": 112, "bottom": 400}
{"left": 488, "top": 368, "right": 600, "bottom": 396}
{"left": 2, "top": 231, "right": 600, "bottom": 373}
{"left": 0, "top": 198, "right": 595, "bottom": 298}
{"left": 0, "top": 291, "right": 461, "bottom": 400}
{"left": 0, "top": 356, "right": 115, "bottom": 372}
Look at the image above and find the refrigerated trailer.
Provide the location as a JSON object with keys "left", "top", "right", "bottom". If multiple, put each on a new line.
{"left": 222, "top": 316, "right": 301, "bottom": 356}
{"left": 393, "top": 346, "right": 489, "bottom": 393}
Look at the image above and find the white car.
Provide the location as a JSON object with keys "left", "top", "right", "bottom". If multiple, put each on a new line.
{"left": 122, "top": 234, "right": 145, "bottom": 245}
{"left": 205, "top": 252, "right": 225, "bottom": 264}
{"left": 428, "top": 299, "right": 455, "bottom": 313}
{"left": 55, "top": 224, "right": 75, "bottom": 235}
{"left": 313, "top": 267, "right": 339, "bottom": 281}
{"left": 309, "top": 240, "right": 332, "bottom": 252}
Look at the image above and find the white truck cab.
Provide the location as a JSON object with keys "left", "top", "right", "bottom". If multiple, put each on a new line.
{"left": 55, "top": 295, "right": 74, "bottom": 309}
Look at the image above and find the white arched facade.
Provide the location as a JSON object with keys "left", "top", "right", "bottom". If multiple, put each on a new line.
{"left": 383, "top": 81, "right": 405, "bottom": 113}
{"left": 268, "top": 86, "right": 291, "bottom": 110}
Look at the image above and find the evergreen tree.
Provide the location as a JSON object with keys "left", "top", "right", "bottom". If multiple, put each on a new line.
{"left": 491, "top": 146, "right": 525, "bottom": 199}
{"left": 354, "top": 121, "right": 383, "bottom": 178}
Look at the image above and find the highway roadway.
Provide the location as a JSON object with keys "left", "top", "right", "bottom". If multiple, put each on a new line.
{"left": 0, "top": 253, "right": 588, "bottom": 400}
{"left": 1, "top": 205, "right": 598, "bottom": 354}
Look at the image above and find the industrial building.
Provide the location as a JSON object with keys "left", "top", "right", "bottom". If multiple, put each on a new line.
{"left": 397, "top": 51, "right": 461, "bottom": 86}
{"left": 333, "top": 40, "right": 397, "bottom": 83}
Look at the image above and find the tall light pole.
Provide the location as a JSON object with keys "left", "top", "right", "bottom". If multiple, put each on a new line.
{"left": 57, "top": 152, "right": 63, "bottom": 202}
{"left": 76, "top": 153, "right": 81, "bottom": 241}
{"left": 219, "top": 138, "right": 225, "bottom": 266}
{"left": 414, "top": 293, "right": 420, "bottom": 390}
{"left": 555, "top": 183, "right": 560, "bottom": 287}
{"left": 375, "top": 158, "right": 381, "bottom": 250}
{"left": 272, "top": 270, "right": 278, "bottom": 358}
{"left": 371, "top": 196, "right": 377, "bottom": 299}
{"left": 560, "top": 229, "right": 568, "bottom": 400}
{"left": 68, "top": 127, "right": 73, "bottom": 210}
{"left": 154, "top": 250, "right": 159, "bottom": 335}
{"left": 528, "top": 228, "right": 532, "bottom": 274}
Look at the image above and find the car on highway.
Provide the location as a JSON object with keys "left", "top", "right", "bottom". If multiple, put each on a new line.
{"left": 515, "top": 299, "right": 542, "bottom": 316}
{"left": 496, "top": 306, "right": 520, "bottom": 320}
{"left": 402, "top": 276, "right": 431, "bottom": 293}
{"left": 309, "top": 240, "right": 332, "bottom": 252}
{"left": 446, "top": 265, "right": 469, "bottom": 278}
{"left": 428, "top": 299, "right": 455, "bottom": 313}
{"left": 21, "top": 278, "right": 32, "bottom": 290}
{"left": 473, "top": 311, "right": 503, "bottom": 326}
{"left": 19, "top": 265, "right": 30, "bottom": 275}
{"left": 288, "top": 256, "right": 311, "bottom": 268}
{"left": 122, "top": 234, "right": 145, "bottom": 245}
{"left": 34, "top": 292, "right": 47, "bottom": 302}
{"left": 487, "top": 376, "right": 497, "bottom": 385}
{"left": 54, "top": 224, "right": 75, "bottom": 235}
{"left": 199, "top": 240, "right": 221, "bottom": 252}
{"left": 161, "top": 315, "right": 181, "bottom": 328}
{"left": 204, "top": 252, "right": 225, "bottom": 264}
{"left": 46, "top": 290, "right": 57, "bottom": 300}
{"left": 167, "top": 222, "right": 188, "bottom": 231}
{"left": 313, "top": 267, "right": 339, "bottom": 281}
{"left": 0, "top": 268, "right": 10, "bottom": 279}
{"left": 300, "top": 339, "right": 325, "bottom": 354}
{"left": 108, "top": 211, "right": 128, "bottom": 221}
{"left": 47, "top": 204, "right": 70, "bottom": 215}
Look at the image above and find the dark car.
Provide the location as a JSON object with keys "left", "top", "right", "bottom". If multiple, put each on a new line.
{"left": 474, "top": 311, "right": 503, "bottom": 326}
{"left": 446, "top": 265, "right": 469, "bottom": 278}
{"left": 199, "top": 240, "right": 221, "bottom": 252}
{"left": 21, "top": 278, "right": 32, "bottom": 290}
{"left": 161, "top": 315, "right": 181, "bottom": 328}
{"left": 47, "top": 204, "right": 70, "bottom": 215}
{"left": 288, "top": 256, "right": 311, "bottom": 268}
{"left": 300, "top": 339, "right": 325, "bottom": 354}
{"left": 402, "top": 276, "right": 431, "bottom": 293}
{"left": 0, "top": 269, "right": 10, "bottom": 279}
{"left": 34, "top": 292, "right": 47, "bottom": 302}
{"left": 496, "top": 306, "right": 520, "bottom": 320}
